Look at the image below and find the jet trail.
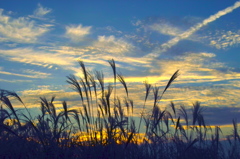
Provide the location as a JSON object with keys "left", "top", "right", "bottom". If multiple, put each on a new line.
{"left": 145, "top": 1, "right": 240, "bottom": 58}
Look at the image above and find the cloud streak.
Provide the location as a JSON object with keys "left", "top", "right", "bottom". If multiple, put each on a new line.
{"left": 0, "top": 69, "right": 51, "bottom": 79}
{"left": 0, "top": 78, "right": 32, "bottom": 83}
{"left": 0, "top": 47, "right": 75, "bottom": 68}
{"left": 146, "top": 1, "right": 240, "bottom": 58}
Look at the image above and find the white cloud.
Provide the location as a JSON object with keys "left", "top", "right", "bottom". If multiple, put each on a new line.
{"left": 209, "top": 30, "right": 240, "bottom": 49}
{"left": 34, "top": 3, "right": 52, "bottom": 17}
{"left": 0, "top": 8, "right": 51, "bottom": 43}
{"left": 0, "top": 9, "right": 9, "bottom": 23}
{"left": 65, "top": 24, "right": 91, "bottom": 42}
{"left": 148, "top": 23, "right": 183, "bottom": 36}
{"left": 94, "top": 35, "right": 134, "bottom": 54}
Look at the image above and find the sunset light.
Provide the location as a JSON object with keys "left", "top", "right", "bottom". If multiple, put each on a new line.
{"left": 1, "top": 1, "right": 240, "bottom": 158}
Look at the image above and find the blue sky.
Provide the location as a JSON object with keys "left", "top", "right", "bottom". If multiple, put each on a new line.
{"left": 1, "top": 1, "right": 240, "bottom": 132}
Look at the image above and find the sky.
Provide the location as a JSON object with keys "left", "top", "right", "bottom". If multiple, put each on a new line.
{"left": 1, "top": 1, "right": 240, "bottom": 134}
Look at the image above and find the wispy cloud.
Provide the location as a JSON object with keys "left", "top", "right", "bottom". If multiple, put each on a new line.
{"left": 0, "top": 47, "right": 76, "bottom": 68}
{"left": 22, "top": 69, "right": 51, "bottom": 78}
{"left": 147, "top": 23, "right": 183, "bottom": 37}
{"left": 209, "top": 30, "right": 240, "bottom": 49}
{"left": 0, "top": 69, "right": 51, "bottom": 79}
{"left": 21, "top": 86, "right": 65, "bottom": 96}
{"left": 145, "top": 51, "right": 240, "bottom": 86}
{"left": 0, "top": 78, "right": 32, "bottom": 83}
{"left": 19, "top": 85, "right": 80, "bottom": 108}
{"left": 93, "top": 35, "right": 134, "bottom": 54}
{"left": 50, "top": 46, "right": 92, "bottom": 56}
{"left": 33, "top": 3, "right": 52, "bottom": 17}
{"left": 0, "top": 8, "right": 51, "bottom": 43}
{"left": 146, "top": 1, "right": 240, "bottom": 58}
{"left": 65, "top": 24, "right": 91, "bottom": 42}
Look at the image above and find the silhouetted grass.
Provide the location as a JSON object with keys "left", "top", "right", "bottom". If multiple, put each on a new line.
{"left": 0, "top": 59, "right": 239, "bottom": 159}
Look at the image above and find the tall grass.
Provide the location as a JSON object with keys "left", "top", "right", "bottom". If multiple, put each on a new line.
{"left": 0, "top": 59, "right": 239, "bottom": 159}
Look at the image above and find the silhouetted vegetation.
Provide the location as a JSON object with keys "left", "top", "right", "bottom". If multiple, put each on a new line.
{"left": 0, "top": 59, "right": 239, "bottom": 159}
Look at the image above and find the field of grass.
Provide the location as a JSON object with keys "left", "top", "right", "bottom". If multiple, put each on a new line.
{"left": 0, "top": 59, "right": 239, "bottom": 159}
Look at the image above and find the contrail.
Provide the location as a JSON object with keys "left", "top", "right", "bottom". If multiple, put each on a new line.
{"left": 145, "top": 1, "right": 240, "bottom": 58}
